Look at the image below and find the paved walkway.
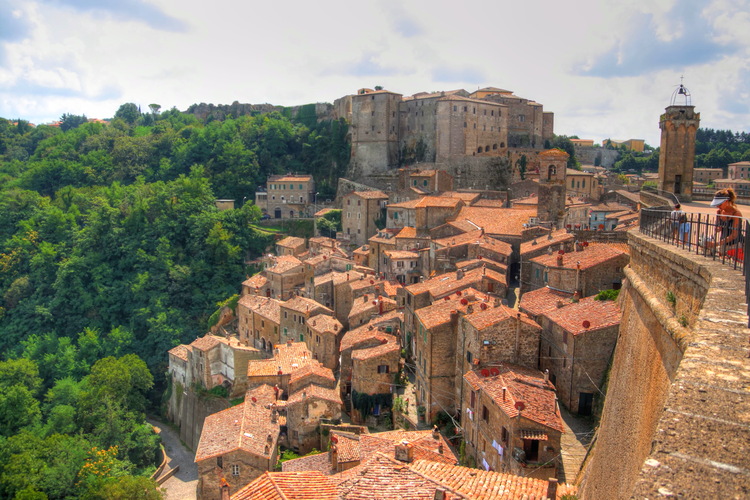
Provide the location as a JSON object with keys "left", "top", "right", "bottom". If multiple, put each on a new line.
{"left": 148, "top": 417, "right": 198, "bottom": 500}
{"left": 557, "top": 406, "right": 594, "bottom": 485}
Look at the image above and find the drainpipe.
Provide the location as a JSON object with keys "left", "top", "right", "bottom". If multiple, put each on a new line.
{"left": 514, "top": 314, "right": 521, "bottom": 364}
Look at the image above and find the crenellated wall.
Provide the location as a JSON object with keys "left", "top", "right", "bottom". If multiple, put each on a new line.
{"left": 578, "top": 230, "right": 750, "bottom": 499}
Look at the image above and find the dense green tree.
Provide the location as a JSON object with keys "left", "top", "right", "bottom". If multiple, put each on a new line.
{"left": 60, "top": 114, "right": 89, "bottom": 132}
{"left": 114, "top": 103, "right": 141, "bottom": 125}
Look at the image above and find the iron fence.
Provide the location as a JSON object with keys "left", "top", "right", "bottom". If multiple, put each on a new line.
{"left": 639, "top": 207, "right": 750, "bottom": 324}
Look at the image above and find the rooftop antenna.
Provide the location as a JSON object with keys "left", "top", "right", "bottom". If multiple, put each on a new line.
{"left": 670, "top": 76, "right": 692, "bottom": 106}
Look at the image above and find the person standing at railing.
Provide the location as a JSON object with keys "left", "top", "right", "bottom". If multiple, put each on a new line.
{"left": 709, "top": 188, "right": 743, "bottom": 257}
{"left": 671, "top": 203, "right": 685, "bottom": 241}
{"left": 678, "top": 212, "right": 691, "bottom": 244}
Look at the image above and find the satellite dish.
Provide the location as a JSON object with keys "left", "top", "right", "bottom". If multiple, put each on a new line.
{"left": 583, "top": 320, "right": 591, "bottom": 328}
{"left": 480, "top": 369, "right": 490, "bottom": 377}
{"left": 515, "top": 401, "right": 525, "bottom": 411}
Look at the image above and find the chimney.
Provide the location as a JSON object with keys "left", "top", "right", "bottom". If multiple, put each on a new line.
{"left": 572, "top": 290, "right": 581, "bottom": 303}
{"left": 330, "top": 444, "right": 338, "bottom": 467}
{"left": 274, "top": 384, "right": 280, "bottom": 400}
{"left": 449, "top": 310, "right": 459, "bottom": 327}
{"left": 287, "top": 338, "right": 293, "bottom": 346}
{"left": 220, "top": 480, "right": 230, "bottom": 500}
{"left": 456, "top": 269, "right": 464, "bottom": 280}
{"left": 556, "top": 300, "right": 564, "bottom": 308}
{"left": 502, "top": 387, "right": 507, "bottom": 401}
{"left": 544, "top": 369, "right": 549, "bottom": 382}
{"left": 547, "top": 478, "right": 559, "bottom": 499}
{"left": 467, "top": 304, "right": 474, "bottom": 314}
{"left": 432, "top": 425, "right": 440, "bottom": 440}
{"left": 363, "top": 294, "right": 368, "bottom": 302}
{"left": 394, "top": 441, "right": 414, "bottom": 463}
{"left": 434, "top": 488, "right": 446, "bottom": 500}
{"left": 556, "top": 254, "right": 564, "bottom": 266}
{"left": 438, "top": 443, "right": 443, "bottom": 454}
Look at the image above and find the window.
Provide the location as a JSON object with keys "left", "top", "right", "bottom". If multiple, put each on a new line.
{"left": 284, "top": 327, "right": 288, "bottom": 336}
{"left": 423, "top": 179, "right": 428, "bottom": 187}
{"left": 217, "top": 456, "right": 223, "bottom": 468}
{"left": 470, "top": 390, "right": 475, "bottom": 409}
{"left": 290, "top": 184, "right": 293, "bottom": 189}
{"left": 464, "top": 122, "right": 467, "bottom": 128}
{"left": 453, "top": 105, "right": 457, "bottom": 111}
{"left": 316, "top": 335, "right": 320, "bottom": 344}
{"left": 284, "top": 311, "right": 288, "bottom": 319}
{"left": 261, "top": 320, "right": 265, "bottom": 328}
{"left": 518, "top": 115, "right": 525, "bottom": 122}
{"left": 232, "top": 464, "right": 240, "bottom": 476}
{"left": 299, "top": 334, "right": 304, "bottom": 342}
{"left": 397, "top": 261, "right": 404, "bottom": 268}
{"left": 563, "top": 331, "right": 568, "bottom": 345}
{"left": 299, "top": 184, "right": 303, "bottom": 189}
{"left": 466, "top": 351, "right": 473, "bottom": 364}
{"left": 501, "top": 426, "right": 508, "bottom": 443}
{"left": 377, "top": 365, "right": 389, "bottom": 374}
{"left": 357, "top": 199, "right": 361, "bottom": 206}
{"left": 482, "top": 405, "right": 489, "bottom": 422}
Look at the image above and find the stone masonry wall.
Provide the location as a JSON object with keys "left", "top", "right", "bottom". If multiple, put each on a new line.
{"left": 578, "top": 230, "right": 712, "bottom": 499}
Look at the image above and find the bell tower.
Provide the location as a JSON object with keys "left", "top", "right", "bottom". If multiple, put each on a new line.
{"left": 536, "top": 149, "right": 568, "bottom": 228}
{"left": 657, "top": 82, "right": 700, "bottom": 202}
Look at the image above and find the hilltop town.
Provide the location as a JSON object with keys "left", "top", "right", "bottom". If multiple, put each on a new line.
{"left": 161, "top": 86, "right": 660, "bottom": 500}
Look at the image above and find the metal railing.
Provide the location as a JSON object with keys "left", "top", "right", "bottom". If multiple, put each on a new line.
{"left": 640, "top": 207, "right": 750, "bottom": 324}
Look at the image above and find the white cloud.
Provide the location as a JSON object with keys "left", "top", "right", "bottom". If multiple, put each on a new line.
{"left": 0, "top": 0, "right": 748, "bottom": 146}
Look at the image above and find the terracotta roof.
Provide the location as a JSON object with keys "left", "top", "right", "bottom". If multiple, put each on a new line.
{"left": 387, "top": 199, "right": 420, "bottom": 209}
{"left": 333, "top": 432, "right": 362, "bottom": 463}
{"left": 451, "top": 207, "right": 537, "bottom": 236}
{"left": 353, "top": 245, "right": 369, "bottom": 256}
{"left": 381, "top": 281, "right": 402, "bottom": 298}
{"left": 520, "top": 230, "right": 574, "bottom": 255}
{"left": 454, "top": 257, "right": 507, "bottom": 274}
{"left": 283, "top": 296, "right": 333, "bottom": 315}
{"left": 247, "top": 342, "right": 316, "bottom": 377}
{"left": 349, "top": 190, "right": 389, "bottom": 200}
{"left": 411, "top": 460, "right": 551, "bottom": 499}
{"left": 281, "top": 451, "right": 336, "bottom": 474}
{"left": 589, "top": 202, "right": 632, "bottom": 213}
{"left": 190, "top": 335, "right": 221, "bottom": 351}
{"left": 434, "top": 231, "right": 512, "bottom": 256}
{"left": 287, "top": 384, "right": 342, "bottom": 406}
{"left": 195, "top": 385, "right": 280, "bottom": 462}
{"left": 384, "top": 250, "right": 419, "bottom": 259}
{"left": 243, "top": 273, "right": 269, "bottom": 288}
{"left": 340, "top": 311, "right": 402, "bottom": 352}
{"left": 518, "top": 287, "right": 574, "bottom": 318}
{"left": 464, "top": 364, "right": 563, "bottom": 433}
{"left": 406, "top": 267, "right": 505, "bottom": 299}
{"left": 465, "top": 304, "right": 539, "bottom": 331}
{"left": 471, "top": 199, "right": 506, "bottom": 208}
{"left": 348, "top": 296, "right": 397, "bottom": 321}
{"left": 368, "top": 230, "right": 399, "bottom": 245}
{"left": 439, "top": 191, "right": 482, "bottom": 203}
{"left": 415, "top": 288, "right": 488, "bottom": 329}
{"left": 394, "top": 226, "right": 419, "bottom": 239}
{"left": 350, "top": 340, "right": 400, "bottom": 361}
{"left": 309, "top": 236, "right": 337, "bottom": 247}
{"left": 307, "top": 314, "right": 343, "bottom": 335}
{"left": 542, "top": 295, "right": 621, "bottom": 335}
{"left": 529, "top": 244, "right": 628, "bottom": 270}
{"left": 269, "top": 175, "right": 313, "bottom": 182}
{"left": 539, "top": 149, "right": 569, "bottom": 159}
{"left": 232, "top": 471, "right": 337, "bottom": 500}
{"left": 239, "top": 295, "right": 281, "bottom": 323}
{"left": 414, "top": 196, "right": 463, "bottom": 208}
{"left": 362, "top": 430, "right": 458, "bottom": 465}
{"left": 277, "top": 236, "right": 306, "bottom": 249}
{"left": 333, "top": 452, "right": 465, "bottom": 499}
{"left": 267, "top": 255, "right": 304, "bottom": 274}
{"left": 288, "top": 362, "right": 336, "bottom": 386}
{"left": 168, "top": 344, "right": 189, "bottom": 361}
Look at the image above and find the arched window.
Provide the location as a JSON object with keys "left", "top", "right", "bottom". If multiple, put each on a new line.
{"left": 477, "top": 147, "right": 483, "bottom": 153}
{"left": 500, "top": 142, "right": 505, "bottom": 147}
{"left": 485, "top": 146, "right": 490, "bottom": 152}
{"left": 492, "top": 144, "right": 497, "bottom": 150}
{"left": 548, "top": 165, "right": 556, "bottom": 180}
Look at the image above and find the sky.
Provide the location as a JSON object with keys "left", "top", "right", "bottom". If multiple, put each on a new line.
{"left": 0, "top": 0, "right": 749, "bottom": 146}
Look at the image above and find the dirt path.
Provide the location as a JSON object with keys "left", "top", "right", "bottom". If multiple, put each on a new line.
{"left": 148, "top": 417, "right": 198, "bottom": 500}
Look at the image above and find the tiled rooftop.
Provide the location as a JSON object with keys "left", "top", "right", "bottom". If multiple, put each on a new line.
{"left": 232, "top": 471, "right": 337, "bottom": 500}
{"left": 190, "top": 335, "right": 221, "bottom": 351}
{"left": 387, "top": 199, "right": 420, "bottom": 209}
{"left": 542, "top": 295, "right": 621, "bottom": 335}
{"left": 518, "top": 286, "right": 574, "bottom": 318}
{"left": 466, "top": 304, "right": 539, "bottom": 331}
{"left": 415, "top": 288, "right": 488, "bottom": 329}
{"left": 464, "top": 364, "right": 564, "bottom": 433}
{"left": 451, "top": 207, "right": 537, "bottom": 236}
{"left": 168, "top": 344, "right": 189, "bottom": 361}
{"left": 519, "top": 230, "right": 574, "bottom": 255}
{"left": 242, "top": 273, "right": 269, "bottom": 289}
{"left": 349, "top": 190, "right": 389, "bottom": 200}
{"left": 277, "top": 236, "right": 306, "bottom": 248}
{"left": 414, "top": 196, "right": 463, "bottom": 208}
{"left": 288, "top": 362, "right": 335, "bottom": 386}
{"left": 384, "top": 250, "right": 419, "bottom": 259}
{"left": 267, "top": 255, "right": 304, "bottom": 274}
{"left": 195, "top": 384, "right": 280, "bottom": 462}
{"left": 530, "top": 243, "right": 628, "bottom": 270}
{"left": 239, "top": 295, "right": 281, "bottom": 323}
{"left": 406, "top": 267, "right": 505, "bottom": 299}
{"left": 269, "top": 175, "right": 313, "bottom": 182}
{"left": 348, "top": 295, "right": 397, "bottom": 320}
{"left": 411, "top": 459, "right": 552, "bottom": 499}
{"left": 333, "top": 432, "right": 362, "bottom": 464}
{"left": 340, "top": 311, "right": 402, "bottom": 352}
{"left": 287, "top": 384, "right": 342, "bottom": 406}
{"left": 247, "top": 342, "right": 316, "bottom": 377}
{"left": 280, "top": 451, "right": 336, "bottom": 475}
{"left": 283, "top": 296, "right": 333, "bottom": 315}
{"left": 350, "top": 340, "right": 400, "bottom": 361}
{"left": 307, "top": 313, "right": 343, "bottom": 334}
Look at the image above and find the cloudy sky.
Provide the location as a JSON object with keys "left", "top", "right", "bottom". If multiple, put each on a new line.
{"left": 1, "top": 0, "right": 748, "bottom": 145}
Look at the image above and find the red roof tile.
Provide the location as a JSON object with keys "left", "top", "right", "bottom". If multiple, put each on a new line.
{"left": 451, "top": 207, "right": 536, "bottom": 236}
{"left": 276, "top": 236, "right": 306, "bottom": 248}
{"left": 190, "top": 335, "right": 221, "bottom": 351}
{"left": 267, "top": 255, "right": 304, "bottom": 274}
{"left": 529, "top": 244, "right": 628, "bottom": 270}
{"left": 340, "top": 311, "right": 402, "bottom": 352}
{"left": 168, "top": 344, "right": 189, "bottom": 361}
{"left": 232, "top": 471, "right": 338, "bottom": 500}
{"left": 518, "top": 287, "right": 575, "bottom": 318}
{"left": 519, "top": 230, "right": 574, "bottom": 255}
{"left": 464, "top": 364, "right": 563, "bottom": 433}
{"left": 287, "top": 384, "right": 342, "bottom": 406}
{"left": 542, "top": 295, "right": 621, "bottom": 335}
{"left": 247, "top": 342, "right": 317, "bottom": 377}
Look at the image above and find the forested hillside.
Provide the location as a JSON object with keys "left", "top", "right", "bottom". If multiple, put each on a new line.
{"left": 0, "top": 104, "right": 349, "bottom": 499}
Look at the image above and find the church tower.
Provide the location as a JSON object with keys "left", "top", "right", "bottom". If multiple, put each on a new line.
{"left": 536, "top": 149, "right": 568, "bottom": 228}
{"left": 657, "top": 83, "right": 700, "bottom": 202}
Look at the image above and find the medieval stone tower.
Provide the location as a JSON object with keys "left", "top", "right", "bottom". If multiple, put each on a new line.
{"left": 536, "top": 149, "right": 568, "bottom": 228}
{"left": 657, "top": 83, "right": 700, "bottom": 202}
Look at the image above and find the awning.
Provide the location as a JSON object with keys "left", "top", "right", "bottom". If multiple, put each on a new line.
{"left": 521, "top": 430, "right": 548, "bottom": 441}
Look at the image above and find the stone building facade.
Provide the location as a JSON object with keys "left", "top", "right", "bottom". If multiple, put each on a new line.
{"left": 262, "top": 175, "right": 316, "bottom": 219}
{"left": 657, "top": 89, "right": 700, "bottom": 201}
{"left": 539, "top": 296, "right": 621, "bottom": 415}
{"left": 461, "top": 364, "right": 563, "bottom": 480}
{"left": 341, "top": 190, "right": 389, "bottom": 247}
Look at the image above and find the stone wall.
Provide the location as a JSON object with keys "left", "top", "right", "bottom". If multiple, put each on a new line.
{"left": 573, "top": 147, "right": 620, "bottom": 168}
{"left": 577, "top": 230, "right": 750, "bottom": 498}
{"left": 178, "top": 389, "right": 230, "bottom": 452}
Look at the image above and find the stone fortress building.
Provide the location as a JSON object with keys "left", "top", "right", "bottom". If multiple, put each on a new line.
{"left": 334, "top": 87, "right": 554, "bottom": 189}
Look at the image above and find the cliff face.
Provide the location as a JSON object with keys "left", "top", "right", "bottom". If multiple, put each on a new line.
{"left": 579, "top": 230, "right": 749, "bottom": 499}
